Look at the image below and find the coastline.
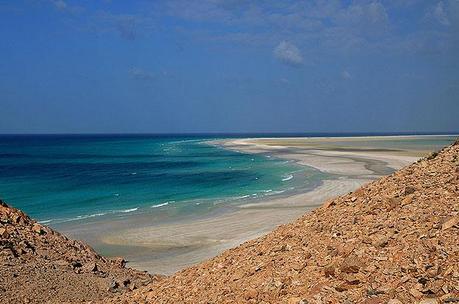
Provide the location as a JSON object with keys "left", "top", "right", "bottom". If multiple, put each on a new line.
{"left": 109, "top": 137, "right": 459, "bottom": 304}
{"left": 58, "top": 135, "right": 442, "bottom": 275}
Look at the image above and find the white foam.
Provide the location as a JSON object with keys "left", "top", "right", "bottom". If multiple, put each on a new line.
{"left": 237, "top": 195, "right": 250, "bottom": 199}
{"left": 120, "top": 208, "right": 138, "bottom": 213}
{"left": 84, "top": 212, "right": 106, "bottom": 218}
{"left": 66, "top": 212, "right": 107, "bottom": 222}
{"left": 151, "top": 202, "right": 170, "bottom": 208}
{"left": 282, "top": 174, "right": 293, "bottom": 181}
{"left": 271, "top": 189, "right": 286, "bottom": 195}
{"left": 60, "top": 206, "right": 141, "bottom": 223}
{"left": 38, "top": 219, "right": 52, "bottom": 224}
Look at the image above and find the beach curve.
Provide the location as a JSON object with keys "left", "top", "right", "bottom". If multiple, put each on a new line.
{"left": 82, "top": 136, "right": 429, "bottom": 274}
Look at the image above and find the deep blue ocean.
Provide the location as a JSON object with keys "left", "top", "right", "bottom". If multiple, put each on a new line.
{"left": 0, "top": 135, "right": 325, "bottom": 225}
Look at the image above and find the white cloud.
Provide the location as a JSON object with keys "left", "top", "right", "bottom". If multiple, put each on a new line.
{"left": 433, "top": 1, "right": 450, "bottom": 26}
{"left": 341, "top": 70, "right": 352, "bottom": 80}
{"left": 366, "top": 2, "right": 388, "bottom": 24}
{"left": 52, "top": 0, "right": 67, "bottom": 10}
{"left": 273, "top": 41, "right": 303, "bottom": 67}
{"left": 49, "top": 0, "right": 83, "bottom": 14}
{"left": 129, "top": 67, "right": 154, "bottom": 81}
{"left": 45, "top": 0, "right": 456, "bottom": 55}
{"left": 337, "top": 2, "right": 388, "bottom": 26}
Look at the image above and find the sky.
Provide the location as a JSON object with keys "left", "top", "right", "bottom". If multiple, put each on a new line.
{"left": 0, "top": 0, "right": 458, "bottom": 134}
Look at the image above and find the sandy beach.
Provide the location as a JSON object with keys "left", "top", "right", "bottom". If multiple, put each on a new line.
{"left": 56, "top": 136, "right": 453, "bottom": 275}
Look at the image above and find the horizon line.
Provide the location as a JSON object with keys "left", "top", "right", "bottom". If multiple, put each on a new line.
{"left": 0, "top": 131, "right": 458, "bottom": 137}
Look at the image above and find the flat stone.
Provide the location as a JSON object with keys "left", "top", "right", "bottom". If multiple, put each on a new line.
{"left": 418, "top": 298, "right": 439, "bottom": 304}
{"left": 410, "top": 288, "right": 424, "bottom": 299}
{"left": 442, "top": 216, "right": 459, "bottom": 230}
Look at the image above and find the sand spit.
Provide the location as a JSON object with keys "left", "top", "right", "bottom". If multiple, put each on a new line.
{"left": 108, "top": 139, "right": 459, "bottom": 303}
{"left": 212, "top": 137, "right": 422, "bottom": 176}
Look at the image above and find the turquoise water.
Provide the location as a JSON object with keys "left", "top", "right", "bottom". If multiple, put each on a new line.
{"left": 0, "top": 135, "right": 323, "bottom": 225}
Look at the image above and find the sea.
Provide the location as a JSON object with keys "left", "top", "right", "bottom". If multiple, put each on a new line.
{"left": 0, "top": 134, "right": 324, "bottom": 226}
{"left": 0, "top": 133, "right": 456, "bottom": 228}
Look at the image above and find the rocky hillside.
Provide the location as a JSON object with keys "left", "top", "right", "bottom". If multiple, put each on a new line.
{"left": 0, "top": 200, "right": 161, "bottom": 303}
{"left": 109, "top": 139, "right": 459, "bottom": 304}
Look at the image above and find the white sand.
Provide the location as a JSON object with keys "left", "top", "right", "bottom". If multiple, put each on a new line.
{"left": 90, "top": 137, "right": 425, "bottom": 274}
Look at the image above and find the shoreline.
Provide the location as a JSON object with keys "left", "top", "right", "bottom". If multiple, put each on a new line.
{"left": 58, "top": 135, "right": 438, "bottom": 275}
{"left": 211, "top": 137, "right": 422, "bottom": 176}
{"left": 110, "top": 138, "right": 459, "bottom": 303}
{"left": 100, "top": 178, "right": 368, "bottom": 274}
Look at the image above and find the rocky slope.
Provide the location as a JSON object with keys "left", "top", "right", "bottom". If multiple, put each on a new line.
{"left": 109, "top": 139, "right": 459, "bottom": 304}
{"left": 0, "top": 200, "right": 161, "bottom": 303}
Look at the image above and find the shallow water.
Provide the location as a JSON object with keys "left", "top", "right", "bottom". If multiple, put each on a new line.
{"left": 0, "top": 135, "right": 323, "bottom": 225}
{"left": 0, "top": 134, "right": 456, "bottom": 228}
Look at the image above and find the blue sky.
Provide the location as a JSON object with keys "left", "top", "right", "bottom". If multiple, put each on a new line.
{"left": 0, "top": 0, "right": 458, "bottom": 134}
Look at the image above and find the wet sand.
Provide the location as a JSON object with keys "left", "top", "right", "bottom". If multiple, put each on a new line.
{"left": 60, "top": 136, "right": 453, "bottom": 275}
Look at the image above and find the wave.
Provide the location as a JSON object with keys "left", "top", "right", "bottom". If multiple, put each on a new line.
{"left": 60, "top": 207, "right": 139, "bottom": 223}
{"left": 151, "top": 202, "right": 171, "bottom": 208}
{"left": 72, "top": 212, "right": 107, "bottom": 221}
{"left": 271, "top": 189, "right": 287, "bottom": 195}
{"left": 119, "top": 207, "right": 138, "bottom": 213}
{"left": 38, "top": 219, "right": 52, "bottom": 224}
{"left": 235, "top": 195, "right": 250, "bottom": 199}
{"left": 282, "top": 174, "right": 293, "bottom": 181}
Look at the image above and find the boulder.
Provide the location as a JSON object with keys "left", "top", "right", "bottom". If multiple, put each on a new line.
{"left": 82, "top": 262, "right": 98, "bottom": 273}
{"left": 404, "top": 186, "right": 416, "bottom": 195}
{"left": 243, "top": 287, "right": 258, "bottom": 300}
{"left": 108, "top": 280, "right": 119, "bottom": 292}
{"left": 32, "top": 223, "right": 45, "bottom": 235}
{"left": 112, "top": 257, "right": 126, "bottom": 268}
{"left": 339, "top": 256, "right": 363, "bottom": 274}
{"left": 324, "top": 265, "right": 335, "bottom": 277}
{"left": 0, "top": 227, "right": 8, "bottom": 238}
